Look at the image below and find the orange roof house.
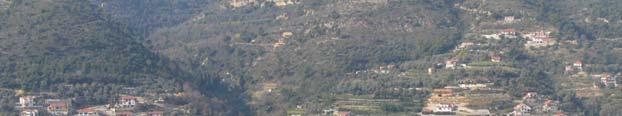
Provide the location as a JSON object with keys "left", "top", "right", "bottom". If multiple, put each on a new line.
{"left": 573, "top": 60, "right": 583, "bottom": 67}
{"left": 47, "top": 100, "right": 70, "bottom": 116}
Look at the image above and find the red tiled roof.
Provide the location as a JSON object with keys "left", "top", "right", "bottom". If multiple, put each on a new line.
{"left": 337, "top": 111, "right": 351, "bottom": 116}
{"left": 121, "top": 96, "right": 137, "bottom": 100}
{"left": 116, "top": 111, "right": 133, "bottom": 116}
{"left": 147, "top": 111, "right": 164, "bottom": 115}
{"left": 514, "top": 103, "right": 530, "bottom": 109}
{"left": 78, "top": 108, "right": 98, "bottom": 113}
{"left": 48, "top": 102, "right": 68, "bottom": 108}
{"left": 554, "top": 112, "right": 567, "bottom": 116}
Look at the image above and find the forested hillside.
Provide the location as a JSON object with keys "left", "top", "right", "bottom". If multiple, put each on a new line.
{"left": 0, "top": 0, "right": 249, "bottom": 115}
{"left": 138, "top": 1, "right": 465, "bottom": 115}
{"left": 0, "top": 0, "right": 183, "bottom": 87}
{"left": 2, "top": 0, "right": 622, "bottom": 115}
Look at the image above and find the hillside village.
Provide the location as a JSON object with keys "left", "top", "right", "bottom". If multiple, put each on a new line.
{"left": 274, "top": 0, "right": 621, "bottom": 115}
{"left": 13, "top": 87, "right": 192, "bottom": 116}
{"left": 2, "top": 0, "right": 622, "bottom": 116}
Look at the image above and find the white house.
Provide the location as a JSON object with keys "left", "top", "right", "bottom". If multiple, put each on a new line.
{"left": 504, "top": 16, "right": 516, "bottom": 23}
{"left": 117, "top": 96, "right": 138, "bottom": 108}
{"left": 434, "top": 104, "right": 457, "bottom": 113}
{"left": 526, "top": 37, "right": 550, "bottom": 47}
{"left": 19, "top": 96, "right": 37, "bottom": 108}
{"left": 524, "top": 31, "right": 554, "bottom": 47}
{"left": 482, "top": 34, "right": 501, "bottom": 40}
{"left": 21, "top": 109, "right": 38, "bottom": 116}
{"left": 514, "top": 103, "right": 532, "bottom": 113}
{"left": 573, "top": 60, "right": 583, "bottom": 68}
{"left": 522, "top": 92, "right": 538, "bottom": 100}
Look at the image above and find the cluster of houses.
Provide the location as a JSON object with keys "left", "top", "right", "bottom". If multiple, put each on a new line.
{"left": 457, "top": 77, "right": 494, "bottom": 89}
{"left": 481, "top": 15, "right": 555, "bottom": 48}
{"left": 432, "top": 104, "right": 457, "bottom": 115}
{"left": 482, "top": 28, "right": 518, "bottom": 40}
{"left": 593, "top": 73, "right": 620, "bottom": 88}
{"left": 421, "top": 81, "right": 507, "bottom": 116}
{"left": 444, "top": 57, "right": 465, "bottom": 69}
{"left": 443, "top": 42, "right": 510, "bottom": 70}
{"left": 16, "top": 95, "right": 168, "bottom": 116}
{"left": 508, "top": 92, "right": 567, "bottom": 116}
{"left": 443, "top": 53, "right": 504, "bottom": 70}
{"left": 565, "top": 60, "right": 620, "bottom": 89}
{"left": 565, "top": 60, "right": 584, "bottom": 73}
{"left": 481, "top": 28, "right": 555, "bottom": 48}
{"left": 418, "top": 75, "right": 580, "bottom": 115}
{"left": 18, "top": 96, "right": 73, "bottom": 116}
{"left": 353, "top": 64, "right": 397, "bottom": 74}
{"left": 523, "top": 30, "right": 555, "bottom": 47}
{"left": 452, "top": 41, "right": 478, "bottom": 52}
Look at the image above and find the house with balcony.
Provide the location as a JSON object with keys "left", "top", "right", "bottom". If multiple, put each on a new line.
{"left": 19, "top": 96, "right": 37, "bottom": 108}
{"left": 117, "top": 96, "right": 139, "bottom": 109}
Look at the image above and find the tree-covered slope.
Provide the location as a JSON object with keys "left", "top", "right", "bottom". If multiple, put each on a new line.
{"left": 0, "top": 0, "right": 185, "bottom": 89}
{"left": 137, "top": 0, "right": 465, "bottom": 115}
{"left": 0, "top": 1, "right": 253, "bottom": 115}
{"left": 88, "top": 0, "right": 215, "bottom": 37}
